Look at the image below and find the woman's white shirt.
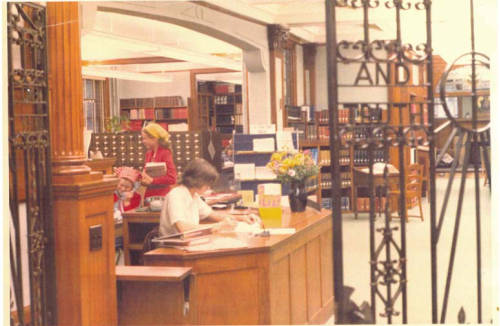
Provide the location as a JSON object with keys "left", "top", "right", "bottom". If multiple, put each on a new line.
{"left": 159, "top": 185, "right": 213, "bottom": 236}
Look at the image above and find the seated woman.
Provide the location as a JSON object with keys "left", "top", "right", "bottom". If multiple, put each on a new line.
{"left": 159, "top": 158, "right": 251, "bottom": 236}
{"left": 114, "top": 166, "right": 141, "bottom": 214}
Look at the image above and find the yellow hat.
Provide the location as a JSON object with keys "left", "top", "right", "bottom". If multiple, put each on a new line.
{"left": 143, "top": 122, "right": 170, "bottom": 144}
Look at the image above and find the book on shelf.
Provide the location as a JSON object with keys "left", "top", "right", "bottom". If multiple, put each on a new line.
{"left": 145, "top": 162, "right": 167, "bottom": 177}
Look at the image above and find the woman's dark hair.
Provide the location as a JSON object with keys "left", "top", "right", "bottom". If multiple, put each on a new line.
{"left": 181, "top": 158, "right": 219, "bottom": 189}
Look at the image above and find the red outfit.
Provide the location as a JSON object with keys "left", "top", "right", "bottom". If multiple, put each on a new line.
{"left": 113, "top": 191, "right": 141, "bottom": 212}
{"left": 144, "top": 146, "right": 177, "bottom": 198}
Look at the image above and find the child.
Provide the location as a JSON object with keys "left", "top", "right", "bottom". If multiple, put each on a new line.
{"left": 114, "top": 166, "right": 141, "bottom": 214}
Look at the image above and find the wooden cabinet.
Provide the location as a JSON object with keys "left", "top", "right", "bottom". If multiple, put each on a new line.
{"left": 143, "top": 208, "right": 334, "bottom": 325}
{"left": 89, "top": 131, "right": 223, "bottom": 176}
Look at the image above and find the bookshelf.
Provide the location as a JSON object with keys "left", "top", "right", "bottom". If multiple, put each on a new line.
{"left": 232, "top": 133, "right": 318, "bottom": 202}
{"left": 294, "top": 106, "right": 390, "bottom": 212}
{"left": 197, "top": 81, "right": 243, "bottom": 135}
{"left": 119, "top": 96, "right": 189, "bottom": 132}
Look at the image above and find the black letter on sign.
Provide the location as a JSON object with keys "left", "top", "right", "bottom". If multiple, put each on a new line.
{"left": 375, "top": 62, "right": 390, "bottom": 85}
{"left": 354, "top": 62, "right": 374, "bottom": 85}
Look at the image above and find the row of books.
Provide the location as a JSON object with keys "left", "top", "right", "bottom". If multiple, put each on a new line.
{"left": 356, "top": 197, "right": 388, "bottom": 212}
{"left": 120, "top": 96, "right": 184, "bottom": 108}
{"left": 340, "top": 172, "right": 352, "bottom": 188}
{"left": 155, "top": 108, "right": 188, "bottom": 120}
{"left": 320, "top": 172, "right": 351, "bottom": 189}
{"left": 320, "top": 197, "right": 351, "bottom": 211}
{"left": 317, "top": 149, "right": 350, "bottom": 166}
{"left": 126, "top": 108, "right": 187, "bottom": 121}
{"left": 315, "top": 107, "right": 384, "bottom": 124}
{"left": 320, "top": 173, "right": 331, "bottom": 190}
{"left": 128, "top": 120, "right": 186, "bottom": 132}
{"left": 353, "top": 127, "right": 384, "bottom": 140}
{"left": 214, "top": 95, "right": 241, "bottom": 105}
{"left": 214, "top": 83, "right": 240, "bottom": 94}
{"left": 353, "top": 150, "right": 386, "bottom": 166}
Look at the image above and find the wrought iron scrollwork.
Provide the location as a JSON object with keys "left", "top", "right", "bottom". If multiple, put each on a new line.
{"left": 8, "top": 2, "right": 55, "bottom": 326}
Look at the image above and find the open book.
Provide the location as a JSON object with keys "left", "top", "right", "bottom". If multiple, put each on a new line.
{"left": 156, "top": 225, "right": 213, "bottom": 240}
{"left": 145, "top": 162, "right": 167, "bottom": 177}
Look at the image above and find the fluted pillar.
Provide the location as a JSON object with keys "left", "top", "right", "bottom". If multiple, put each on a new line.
{"left": 47, "top": 2, "right": 93, "bottom": 180}
{"left": 47, "top": 3, "right": 117, "bottom": 326}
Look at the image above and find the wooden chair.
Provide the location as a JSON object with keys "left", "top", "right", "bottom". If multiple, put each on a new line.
{"left": 389, "top": 163, "right": 424, "bottom": 221}
{"left": 141, "top": 226, "right": 160, "bottom": 265}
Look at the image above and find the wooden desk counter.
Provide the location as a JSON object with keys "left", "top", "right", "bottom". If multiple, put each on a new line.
{"left": 144, "top": 208, "right": 334, "bottom": 325}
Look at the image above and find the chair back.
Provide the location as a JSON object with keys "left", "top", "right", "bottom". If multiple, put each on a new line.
{"left": 142, "top": 226, "right": 160, "bottom": 259}
{"left": 405, "top": 164, "right": 423, "bottom": 194}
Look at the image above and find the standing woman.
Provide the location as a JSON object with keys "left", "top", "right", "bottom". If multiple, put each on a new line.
{"left": 141, "top": 123, "right": 177, "bottom": 200}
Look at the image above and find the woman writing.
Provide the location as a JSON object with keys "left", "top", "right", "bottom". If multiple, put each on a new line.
{"left": 141, "top": 123, "right": 177, "bottom": 200}
{"left": 159, "top": 158, "right": 254, "bottom": 236}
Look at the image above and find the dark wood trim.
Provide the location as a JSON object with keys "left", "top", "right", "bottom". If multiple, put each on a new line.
{"left": 103, "top": 78, "right": 111, "bottom": 127}
{"left": 82, "top": 56, "right": 184, "bottom": 66}
{"left": 289, "top": 41, "right": 298, "bottom": 106}
{"left": 245, "top": 67, "right": 250, "bottom": 129}
{"left": 193, "top": 1, "right": 268, "bottom": 26}
{"left": 303, "top": 44, "right": 316, "bottom": 107}
{"left": 189, "top": 71, "right": 197, "bottom": 131}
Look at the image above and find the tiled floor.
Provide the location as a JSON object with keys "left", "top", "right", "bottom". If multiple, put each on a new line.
{"left": 323, "top": 174, "right": 494, "bottom": 324}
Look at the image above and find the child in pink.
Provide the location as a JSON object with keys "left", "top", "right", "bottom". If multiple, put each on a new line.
{"left": 114, "top": 167, "right": 141, "bottom": 213}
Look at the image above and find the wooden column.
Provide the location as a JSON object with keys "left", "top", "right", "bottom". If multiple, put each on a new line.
{"left": 47, "top": 1, "right": 93, "bottom": 181}
{"left": 47, "top": 3, "right": 117, "bottom": 326}
{"left": 268, "top": 24, "right": 288, "bottom": 126}
{"left": 303, "top": 44, "right": 316, "bottom": 107}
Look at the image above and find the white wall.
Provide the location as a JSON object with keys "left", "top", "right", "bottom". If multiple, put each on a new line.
{"left": 116, "top": 71, "right": 191, "bottom": 104}
{"left": 296, "top": 45, "right": 304, "bottom": 106}
{"left": 315, "top": 45, "right": 388, "bottom": 110}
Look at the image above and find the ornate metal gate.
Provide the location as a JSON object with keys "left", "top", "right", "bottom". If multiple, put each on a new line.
{"left": 8, "top": 3, "right": 56, "bottom": 326}
{"left": 325, "top": 0, "right": 491, "bottom": 323}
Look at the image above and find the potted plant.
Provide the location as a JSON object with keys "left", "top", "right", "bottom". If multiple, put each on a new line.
{"left": 266, "top": 150, "right": 319, "bottom": 212}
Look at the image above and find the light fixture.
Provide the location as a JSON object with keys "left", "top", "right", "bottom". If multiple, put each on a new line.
{"left": 82, "top": 66, "right": 173, "bottom": 83}
{"left": 83, "top": 31, "right": 242, "bottom": 71}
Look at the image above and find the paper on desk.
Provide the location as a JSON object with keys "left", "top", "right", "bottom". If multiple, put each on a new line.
{"left": 233, "top": 221, "right": 262, "bottom": 233}
{"left": 253, "top": 137, "right": 275, "bottom": 152}
{"left": 259, "top": 228, "right": 296, "bottom": 235}
{"left": 184, "top": 237, "right": 247, "bottom": 252}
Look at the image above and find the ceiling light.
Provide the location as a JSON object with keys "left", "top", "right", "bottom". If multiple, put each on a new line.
{"left": 82, "top": 66, "right": 173, "bottom": 83}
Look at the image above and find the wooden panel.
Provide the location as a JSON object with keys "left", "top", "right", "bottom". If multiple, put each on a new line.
{"left": 118, "top": 281, "right": 186, "bottom": 326}
{"left": 289, "top": 247, "right": 307, "bottom": 324}
{"left": 306, "top": 237, "right": 322, "bottom": 321}
{"left": 195, "top": 268, "right": 260, "bottom": 325}
{"left": 320, "top": 230, "right": 334, "bottom": 306}
{"left": 270, "top": 256, "right": 290, "bottom": 325}
{"left": 52, "top": 179, "right": 117, "bottom": 326}
{"left": 81, "top": 196, "right": 117, "bottom": 326}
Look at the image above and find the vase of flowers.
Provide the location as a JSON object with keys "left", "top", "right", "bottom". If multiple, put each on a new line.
{"left": 267, "top": 150, "right": 319, "bottom": 212}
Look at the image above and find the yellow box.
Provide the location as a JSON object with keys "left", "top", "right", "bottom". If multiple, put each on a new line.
{"left": 258, "top": 207, "right": 283, "bottom": 228}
